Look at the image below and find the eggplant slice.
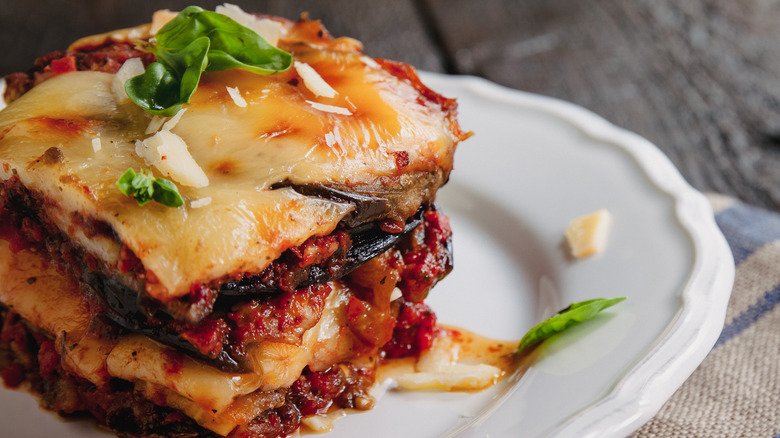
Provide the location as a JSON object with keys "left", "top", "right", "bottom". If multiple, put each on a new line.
{"left": 220, "top": 206, "right": 423, "bottom": 295}
{"left": 88, "top": 206, "right": 426, "bottom": 372}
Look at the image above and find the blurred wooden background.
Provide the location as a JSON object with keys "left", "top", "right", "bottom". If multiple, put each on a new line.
{"left": 2, "top": 0, "right": 779, "bottom": 211}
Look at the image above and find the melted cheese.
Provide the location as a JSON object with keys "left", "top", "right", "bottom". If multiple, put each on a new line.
{"left": 394, "top": 335, "right": 502, "bottom": 391}
{"left": 135, "top": 381, "right": 283, "bottom": 436}
{"left": 112, "top": 57, "right": 144, "bottom": 103}
{"left": 135, "top": 129, "right": 210, "bottom": 187}
{"left": 0, "top": 35, "right": 461, "bottom": 302}
{"left": 105, "top": 283, "right": 356, "bottom": 413}
{"left": 0, "top": 243, "right": 518, "bottom": 436}
{"left": 0, "top": 241, "right": 90, "bottom": 337}
{"left": 0, "top": 243, "right": 365, "bottom": 434}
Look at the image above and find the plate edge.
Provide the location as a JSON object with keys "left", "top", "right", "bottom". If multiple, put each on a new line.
{"left": 418, "top": 72, "right": 736, "bottom": 438}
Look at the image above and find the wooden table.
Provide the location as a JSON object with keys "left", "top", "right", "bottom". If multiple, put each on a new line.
{"left": 1, "top": 2, "right": 772, "bottom": 437}
{"left": 1, "top": 0, "right": 776, "bottom": 212}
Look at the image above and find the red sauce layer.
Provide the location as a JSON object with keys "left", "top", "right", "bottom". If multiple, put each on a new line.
{"left": 0, "top": 176, "right": 450, "bottom": 370}
{"left": 0, "top": 307, "right": 377, "bottom": 438}
{"left": 4, "top": 40, "right": 155, "bottom": 103}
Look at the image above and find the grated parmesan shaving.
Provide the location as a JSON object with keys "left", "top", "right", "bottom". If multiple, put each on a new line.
{"left": 145, "top": 108, "right": 187, "bottom": 135}
{"left": 135, "top": 130, "right": 209, "bottom": 188}
{"left": 190, "top": 197, "right": 212, "bottom": 208}
{"left": 226, "top": 86, "right": 248, "bottom": 107}
{"left": 162, "top": 108, "right": 187, "bottom": 131}
{"left": 112, "top": 57, "right": 145, "bottom": 104}
{"left": 145, "top": 116, "right": 166, "bottom": 134}
{"left": 295, "top": 61, "right": 338, "bottom": 98}
{"left": 91, "top": 137, "right": 102, "bottom": 153}
{"left": 323, "top": 132, "right": 337, "bottom": 148}
{"left": 215, "top": 3, "right": 282, "bottom": 46}
{"left": 565, "top": 209, "right": 612, "bottom": 258}
{"left": 151, "top": 5, "right": 282, "bottom": 43}
{"left": 306, "top": 100, "right": 351, "bottom": 116}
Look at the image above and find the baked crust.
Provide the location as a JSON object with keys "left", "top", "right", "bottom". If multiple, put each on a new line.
{"left": 0, "top": 14, "right": 466, "bottom": 306}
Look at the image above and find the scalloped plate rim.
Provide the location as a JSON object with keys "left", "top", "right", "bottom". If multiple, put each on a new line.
{"left": 419, "top": 71, "right": 735, "bottom": 438}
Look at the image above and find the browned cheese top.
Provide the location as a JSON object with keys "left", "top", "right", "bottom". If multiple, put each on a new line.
{"left": 0, "top": 16, "right": 468, "bottom": 302}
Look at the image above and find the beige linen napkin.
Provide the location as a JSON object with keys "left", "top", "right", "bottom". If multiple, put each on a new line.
{"left": 631, "top": 194, "right": 780, "bottom": 437}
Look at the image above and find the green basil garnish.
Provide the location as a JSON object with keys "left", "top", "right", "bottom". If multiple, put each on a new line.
{"left": 116, "top": 168, "right": 184, "bottom": 207}
{"left": 125, "top": 6, "right": 293, "bottom": 116}
{"left": 517, "top": 297, "right": 626, "bottom": 354}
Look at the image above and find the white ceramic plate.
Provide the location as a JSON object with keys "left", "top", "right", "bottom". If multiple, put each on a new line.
{"left": 0, "top": 73, "right": 734, "bottom": 438}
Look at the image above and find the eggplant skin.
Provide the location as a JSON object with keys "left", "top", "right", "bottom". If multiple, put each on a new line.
{"left": 273, "top": 168, "right": 449, "bottom": 226}
{"left": 220, "top": 205, "right": 425, "bottom": 296}
{"left": 88, "top": 207, "right": 433, "bottom": 372}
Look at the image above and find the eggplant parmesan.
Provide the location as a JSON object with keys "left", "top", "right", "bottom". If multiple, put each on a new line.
{"left": 0, "top": 5, "right": 473, "bottom": 438}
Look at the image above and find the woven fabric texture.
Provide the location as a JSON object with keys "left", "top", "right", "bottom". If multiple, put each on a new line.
{"left": 631, "top": 194, "right": 780, "bottom": 438}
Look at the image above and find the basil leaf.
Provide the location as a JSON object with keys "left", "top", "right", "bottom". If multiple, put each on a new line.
{"left": 125, "top": 62, "right": 184, "bottom": 116}
{"left": 156, "top": 37, "right": 211, "bottom": 104}
{"left": 116, "top": 168, "right": 153, "bottom": 205}
{"left": 116, "top": 168, "right": 184, "bottom": 208}
{"left": 125, "top": 6, "right": 292, "bottom": 116}
{"left": 158, "top": 6, "right": 292, "bottom": 74}
{"left": 517, "top": 297, "right": 626, "bottom": 353}
{"left": 151, "top": 177, "right": 185, "bottom": 207}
